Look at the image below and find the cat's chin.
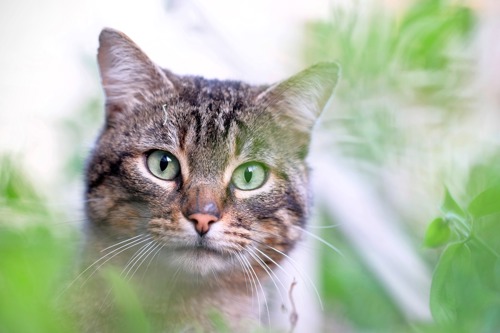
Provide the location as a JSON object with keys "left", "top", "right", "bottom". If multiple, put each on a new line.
{"left": 162, "top": 246, "right": 235, "bottom": 277}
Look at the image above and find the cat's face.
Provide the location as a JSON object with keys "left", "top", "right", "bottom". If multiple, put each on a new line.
{"left": 85, "top": 28, "right": 338, "bottom": 278}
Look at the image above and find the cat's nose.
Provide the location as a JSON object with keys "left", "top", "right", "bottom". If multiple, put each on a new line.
{"left": 188, "top": 213, "right": 218, "bottom": 236}
{"left": 182, "top": 186, "right": 222, "bottom": 236}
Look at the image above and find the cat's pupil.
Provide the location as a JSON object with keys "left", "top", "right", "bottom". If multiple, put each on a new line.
{"left": 244, "top": 167, "right": 253, "bottom": 183}
{"left": 160, "top": 155, "right": 170, "bottom": 171}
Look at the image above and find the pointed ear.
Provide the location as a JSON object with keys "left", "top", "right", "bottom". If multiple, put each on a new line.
{"left": 97, "top": 28, "right": 174, "bottom": 116}
{"left": 256, "top": 63, "right": 340, "bottom": 133}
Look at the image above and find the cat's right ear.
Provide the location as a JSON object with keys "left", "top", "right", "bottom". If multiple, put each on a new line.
{"left": 97, "top": 28, "right": 174, "bottom": 119}
{"left": 256, "top": 62, "right": 340, "bottom": 134}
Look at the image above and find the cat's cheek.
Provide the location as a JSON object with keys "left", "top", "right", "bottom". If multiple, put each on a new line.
{"left": 148, "top": 216, "right": 192, "bottom": 243}
{"left": 86, "top": 186, "right": 116, "bottom": 222}
{"left": 201, "top": 222, "right": 249, "bottom": 250}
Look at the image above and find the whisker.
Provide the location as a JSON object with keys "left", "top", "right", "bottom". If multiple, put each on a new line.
{"left": 292, "top": 225, "right": 344, "bottom": 257}
{"left": 101, "top": 234, "right": 146, "bottom": 253}
{"left": 97, "top": 239, "right": 155, "bottom": 311}
{"left": 249, "top": 226, "right": 309, "bottom": 251}
{"left": 252, "top": 246, "right": 307, "bottom": 324}
{"left": 247, "top": 247, "right": 286, "bottom": 305}
{"left": 121, "top": 240, "right": 155, "bottom": 280}
{"left": 242, "top": 249, "right": 271, "bottom": 329}
{"left": 237, "top": 252, "right": 261, "bottom": 321}
{"left": 253, "top": 247, "right": 293, "bottom": 281}
{"left": 249, "top": 227, "right": 283, "bottom": 240}
{"left": 252, "top": 245, "right": 307, "bottom": 316}
{"left": 256, "top": 241, "right": 324, "bottom": 311}
{"left": 234, "top": 252, "right": 254, "bottom": 302}
{"left": 97, "top": 288, "right": 114, "bottom": 314}
{"left": 307, "top": 224, "right": 342, "bottom": 229}
{"left": 61, "top": 234, "right": 149, "bottom": 293}
{"left": 248, "top": 227, "right": 318, "bottom": 254}
{"left": 79, "top": 236, "right": 152, "bottom": 288}
{"left": 141, "top": 243, "right": 164, "bottom": 281}
{"left": 48, "top": 219, "right": 87, "bottom": 227}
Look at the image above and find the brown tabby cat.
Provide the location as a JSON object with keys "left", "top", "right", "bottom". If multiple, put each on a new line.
{"left": 81, "top": 27, "right": 338, "bottom": 332}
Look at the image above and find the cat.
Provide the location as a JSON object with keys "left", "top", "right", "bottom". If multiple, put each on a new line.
{"left": 79, "top": 27, "right": 339, "bottom": 332}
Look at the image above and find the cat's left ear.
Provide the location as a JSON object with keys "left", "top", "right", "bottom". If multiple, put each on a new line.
{"left": 256, "top": 62, "right": 340, "bottom": 133}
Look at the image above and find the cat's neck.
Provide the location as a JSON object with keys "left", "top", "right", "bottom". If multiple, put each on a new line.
{"left": 80, "top": 229, "right": 265, "bottom": 331}
{"left": 143, "top": 278, "right": 261, "bottom": 330}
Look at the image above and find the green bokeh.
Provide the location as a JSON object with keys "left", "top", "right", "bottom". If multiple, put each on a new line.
{"left": 1, "top": 0, "right": 498, "bottom": 332}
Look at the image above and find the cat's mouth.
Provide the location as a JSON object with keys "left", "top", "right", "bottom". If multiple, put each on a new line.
{"left": 161, "top": 240, "right": 236, "bottom": 276}
{"left": 174, "top": 241, "right": 227, "bottom": 257}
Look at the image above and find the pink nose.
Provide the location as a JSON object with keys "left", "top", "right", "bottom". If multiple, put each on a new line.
{"left": 188, "top": 213, "right": 218, "bottom": 236}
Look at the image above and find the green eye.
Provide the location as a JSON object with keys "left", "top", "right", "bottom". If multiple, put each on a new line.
{"left": 231, "top": 162, "right": 267, "bottom": 190}
{"left": 146, "top": 150, "right": 180, "bottom": 180}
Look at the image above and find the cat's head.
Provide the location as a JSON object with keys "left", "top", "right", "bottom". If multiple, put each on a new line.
{"left": 85, "top": 28, "right": 339, "bottom": 278}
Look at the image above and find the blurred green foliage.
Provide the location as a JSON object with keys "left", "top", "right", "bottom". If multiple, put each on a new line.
{"left": 0, "top": 156, "right": 53, "bottom": 226}
{"left": 0, "top": 0, "right": 498, "bottom": 332}
{"left": 0, "top": 154, "right": 253, "bottom": 332}
{"left": 104, "top": 269, "right": 151, "bottom": 333}
{"left": 0, "top": 225, "right": 76, "bottom": 333}
{"left": 0, "top": 155, "right": 152, "bottom": 333}
{"left": 424, "top": 156, "right": 500, "bottom": 332}
{"left": 0, "top": 156, "right": 76, "bottom": 333}
{"left": 305, "top": 0, "right": 475, "bottom": 167}
{"left": 318, "top": 216, "right": 408, "bottom": 331}
{"left": 305, "top": 0, "right": 499, "bottom": 332}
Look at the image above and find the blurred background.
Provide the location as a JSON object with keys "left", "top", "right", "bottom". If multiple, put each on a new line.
{"left": 1, "top": 0, "right": 500, "bottom": 332}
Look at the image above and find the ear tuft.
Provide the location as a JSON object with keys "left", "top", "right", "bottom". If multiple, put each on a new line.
{"left": 257, "top": 62, "right": 340, "bottom": 133}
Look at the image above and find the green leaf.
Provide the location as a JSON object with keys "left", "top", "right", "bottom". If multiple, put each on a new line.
{"left": 469, "top": 240, "right": 500, "bottom": 293}
{"left": 424, "top": 217, "right": 451, "bottom": 248}
{"left": 440, "top": 188, "right": 470, "bottom": 237}
{"left": 441, "top": 187, "right": 465, "bottom": 219}
{"left": 430, "top": 242, "right": 462, "bottom": 325}
{"left": 468, "top": 184, "right": 500, "bottom": 219}
{"left": 430, "top": 241, "right": 496, "bottom": 331}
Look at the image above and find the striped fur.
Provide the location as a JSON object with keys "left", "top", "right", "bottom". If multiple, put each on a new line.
{"left": 82, "top": 28, "right": 339, "bottom": 332}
